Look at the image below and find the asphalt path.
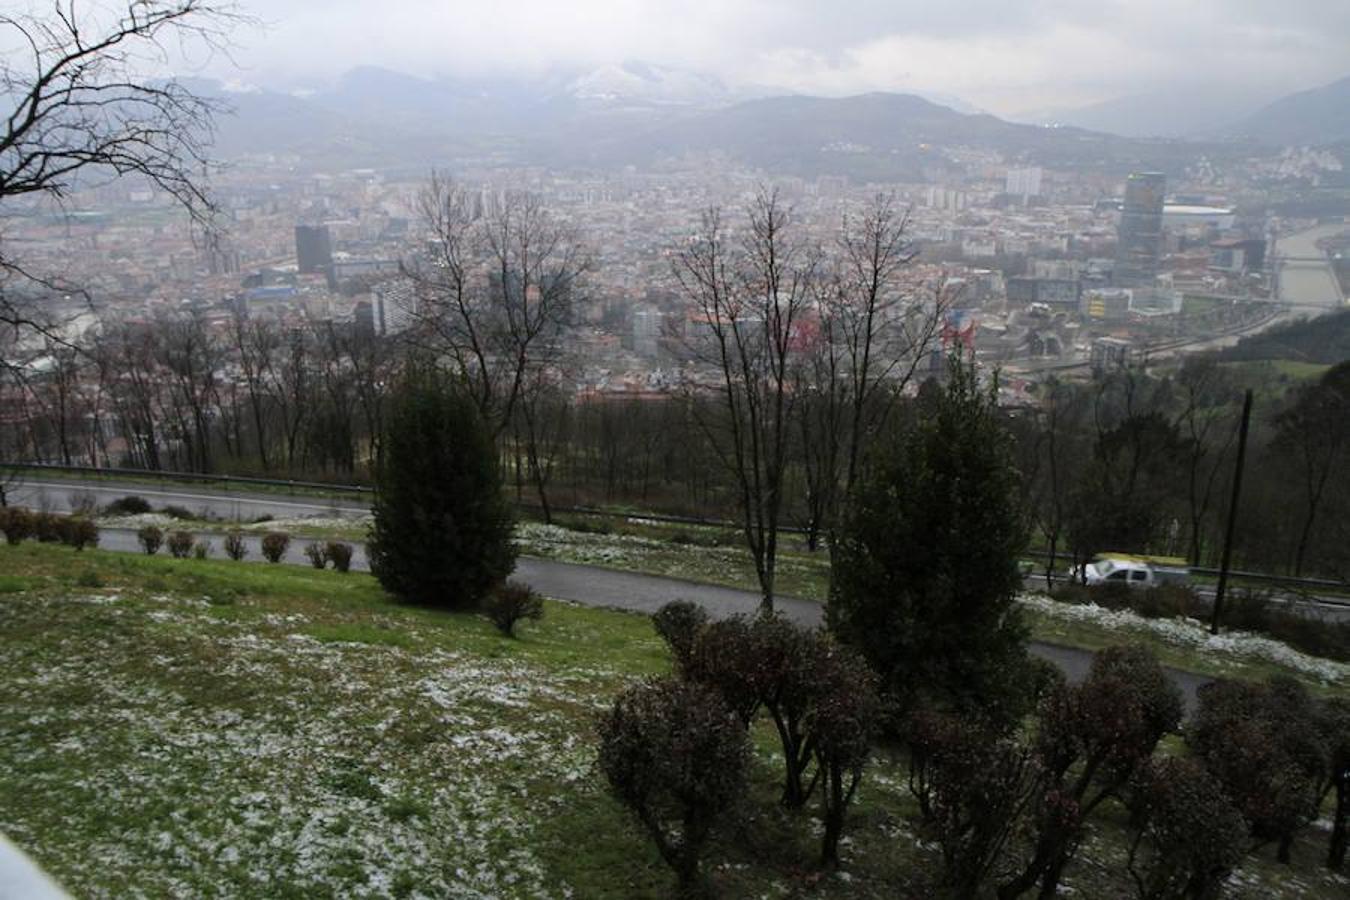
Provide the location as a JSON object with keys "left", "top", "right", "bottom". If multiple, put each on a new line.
{"left": 14, "top": 477, "right": 1225, "bottom": 705}
{"left": 9, "top": 479, "right": 367, "bottom": 523}
{"left": 80, "top": 523, "right": 1211, "bottom": 711}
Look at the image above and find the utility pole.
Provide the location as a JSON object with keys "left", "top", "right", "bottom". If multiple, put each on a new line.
{"left": 1211, "top": 388, "right": 1253, "bottom": 635}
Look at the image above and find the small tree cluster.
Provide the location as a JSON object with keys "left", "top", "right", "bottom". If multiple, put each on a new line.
{"left": 652, "top": 603, "right": 883, "bottom": 868}
{"left": 1126, "top": 757, "right": 1249, "bottom": 899}
{"left": 104, "top": 495, "right": 152, "bottom": 516}
{"left": 303, "top": 542, "right": 329, "bottom": 569}
{"left": 260, "top": 531, "right": 290, "bottom": 563}
{"left": 60, "top": 517, "right": 99, "bottom": 551}
{"left": 652, "top": 600, "right": 709, "bottom": 674}
{"left": 482, "top": 581, "right": 544, "bottom": 637}
{"left": 137, "top": 525, "right": 164, "bottom": 555}
{"left": 598, "top": 677, "right": 749, "bottom": 897}
{"left": 326, "top": 541, "right": 354, "bottom": 573}
{"left": 907, "top": 709, "right": 1046, "bottom": 897}
{"left": 0, "top": 507, "right": 34, "bottom": 544}
{"left": 223, "top": 531, "right": 248, "bottom": 561}
{"left": 1189, "top": 676, "right": 1332, "bottom": 865}
{"left": 33, "top": 512, "right": 63, "bottom": 542}
{"left": 167, "top": 530, "right": 195, "bottom": 559}
{"left": 907, "top": 643, "right": 1184, "bottom": 897}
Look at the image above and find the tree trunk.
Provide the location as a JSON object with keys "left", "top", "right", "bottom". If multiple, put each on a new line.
{"left": 1277, "top": 832, "right": 1293, "bottom": 864}
{"left": 820, "top": 765, "right": 844, "bottom": 868}
{"left": 1329, "top": 781, "right": 1347, "bottom": 871}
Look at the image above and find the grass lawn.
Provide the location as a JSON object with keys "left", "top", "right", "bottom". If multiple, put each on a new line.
{"left": 1, "top": 543, "right": 1347, "bottom": 898}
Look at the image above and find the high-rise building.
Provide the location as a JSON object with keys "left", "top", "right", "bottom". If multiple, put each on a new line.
{"left": 1114, "top": 173, "right": 1165, "bottom": 287}
{"left": 1005, "top": 167, "right": 1042, "bottom": 201}
{"left": 294, "top": 224, "right": 334, "bottom": 275}
{"left": 373, "top": 278, "right": 417, "bottom": 336}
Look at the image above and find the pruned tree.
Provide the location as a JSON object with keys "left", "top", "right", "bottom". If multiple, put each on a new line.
{"left": 598, "top": 677, "right": 749, "bottom": 898}
{"left": 811, "top": 643, "right": 882, "bottom": 868}
{"left": 1125, "top": 757, "right": 1249, "bottom": 900}
{"left": 1189, "top": 676, "right": 1331, "bottom": 864}
{"left": 1002, "top": 643, "right": 1185, "bottom": 898}
{"left": 909, "top": 709, "right": 1047, "bottom": 897}
{"left": 674, "top": 189, "right": 815, "bottom": 611}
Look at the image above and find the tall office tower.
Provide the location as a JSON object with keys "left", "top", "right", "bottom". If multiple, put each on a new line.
{"left": 294, "top": 224, "right": 334, "bottom": 275}
{"left": 1114, "top": 172, "right": 1165, "bottom": 287}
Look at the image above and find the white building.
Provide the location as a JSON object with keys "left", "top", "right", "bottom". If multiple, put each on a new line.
{"left": 373, "top": 279, "right": 418, "bottom": 336}
{"left": 1005, "top": 167, "right": 1043, "bottom": 201}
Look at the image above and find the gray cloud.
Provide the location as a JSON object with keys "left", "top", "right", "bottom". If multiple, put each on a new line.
{"left": 215, "top": 0, "right": 1350, "bottom": 115}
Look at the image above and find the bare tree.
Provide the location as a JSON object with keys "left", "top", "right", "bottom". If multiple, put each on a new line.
{"left": 0, "top": 1, "right": 242, "bottom": 337}
{"left": 0, "top": 2, "right": 242, "bottom": 496}
{"left": 406, "top": 174, "right": 587, "bottom": 441}
{"left": 794, "top": 194, "right": 942, "bottom": 549}
{"left": 675, "top": 189, "right": 815, "bottom": 611}
{"left": 1173, "top": 358, "right": 1239, "bottom": 565}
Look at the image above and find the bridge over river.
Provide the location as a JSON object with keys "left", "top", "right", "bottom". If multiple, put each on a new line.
{"left": 1274, "top": 222, "right": 1348, "bottom": 309}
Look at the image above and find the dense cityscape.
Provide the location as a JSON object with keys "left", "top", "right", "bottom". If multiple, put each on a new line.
{"left": 1, "top": 2, "right": 1348, "bottom": 899}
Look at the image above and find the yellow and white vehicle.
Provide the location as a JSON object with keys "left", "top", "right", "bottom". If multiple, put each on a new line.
{"left": 1078, "top": 553, "right": 1190, "bottom": 588}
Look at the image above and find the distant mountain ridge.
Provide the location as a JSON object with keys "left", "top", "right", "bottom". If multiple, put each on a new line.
{"left": 1029, "top": 86, "right": 1279, "bottom": 139}
{"left": 1224, "top": 75, "right": 1350, "bottom": 146}
{"left": 189, "top": 67, "right": 1252, "bottom": 178}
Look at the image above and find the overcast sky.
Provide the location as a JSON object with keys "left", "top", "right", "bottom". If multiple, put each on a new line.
{"left": 216, "top": 0, "right": 1350, "bottom": 115}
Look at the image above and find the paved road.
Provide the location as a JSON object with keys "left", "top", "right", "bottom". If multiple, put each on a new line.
{"left": 90, "top": 525, "right": 1211, "bottom": 710}
{"left": 9, "top": 479, "right": 367, "bottom": 523}
{"left": 24, "top": 477, "right": 1346, "bottom": 619}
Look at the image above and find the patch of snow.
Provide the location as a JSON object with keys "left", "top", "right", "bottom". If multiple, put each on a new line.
{"left": 1018, "top": 594, "right": 1347, "bottom": 684}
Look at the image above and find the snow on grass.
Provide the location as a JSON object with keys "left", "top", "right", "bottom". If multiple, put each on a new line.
{"left": 0, "top": 588, "right": 617, "bottom": 898}
{"left": 98, "top": 512, "right": 184, "bottom": 529}
{"left": 514, "top": 522, "right": 829, "bottom": 599}
{"left": 1018, "top": 594, "right": 1347, "bottom": 684}
{"left": 243, "top": 513, "right": 373, "bottom": 532}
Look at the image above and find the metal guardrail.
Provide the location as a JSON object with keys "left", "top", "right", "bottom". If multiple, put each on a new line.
{"left": 7, "top": 462, "right": 1348, "bottom": 595}
{"left": 1018, "top": 548, "right": 1350, "bottom": 593}
{"left": 2, "top": 462, "right": 372, "bottom": 495}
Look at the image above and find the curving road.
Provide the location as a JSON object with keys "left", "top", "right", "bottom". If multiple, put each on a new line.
{"left": 14, "top": 476, "right": 1217, "bottom": 709}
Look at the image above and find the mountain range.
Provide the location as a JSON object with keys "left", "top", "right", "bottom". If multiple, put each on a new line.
{"left": 1031, "top": 75, "right": 1350, "bottom": 144}
{"left": 193, "top": 65, "right": 1350, "bottom": 177}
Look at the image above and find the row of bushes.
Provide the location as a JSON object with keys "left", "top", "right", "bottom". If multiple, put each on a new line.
{"left": 133, "top": 525, "right": 354, "bottom": 572}
{"left": 607, "top": 603, "right": 1350, "bottom": 895}
{"left": 0, "top": 508, "right": 353, "bottom": 574}
{"left": 0, "top": 507, "right": 98, "bottom": 550}
{"left": 1052, "top": 581, "right": 1350, "bottom": 662}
